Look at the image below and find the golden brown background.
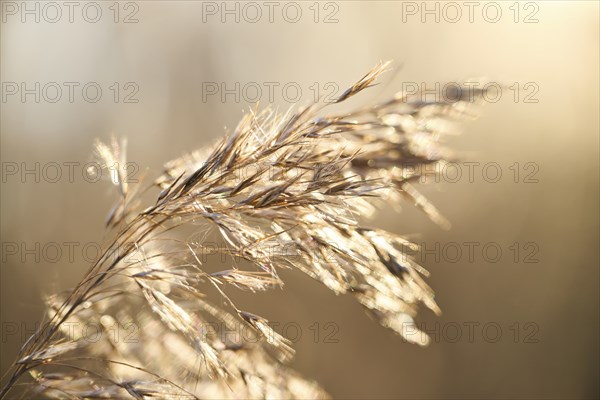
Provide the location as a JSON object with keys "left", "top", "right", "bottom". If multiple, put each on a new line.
{"left": 1, "top": 1, "right": 598, "bottom": 398}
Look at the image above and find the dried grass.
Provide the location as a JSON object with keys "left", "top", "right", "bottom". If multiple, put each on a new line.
{"left": 0, "top": 62, "right": 488, "bottom": 399}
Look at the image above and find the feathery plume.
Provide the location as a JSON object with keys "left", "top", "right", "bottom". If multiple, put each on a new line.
{"left": 1, "top": 62, "right": 489, "bottom": 399}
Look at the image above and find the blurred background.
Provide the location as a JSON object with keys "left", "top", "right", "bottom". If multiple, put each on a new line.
{"left": 1, "top": 1, "right": 598, "bottom": 398}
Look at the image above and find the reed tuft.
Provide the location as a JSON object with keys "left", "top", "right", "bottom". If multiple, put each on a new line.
{"left": 1, "top": 62, "right": 488, "bottom": 399}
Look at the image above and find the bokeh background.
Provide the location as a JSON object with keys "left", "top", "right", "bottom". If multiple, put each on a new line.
{"left": 1, "top": 1, "right": 598, "bottom": 398}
